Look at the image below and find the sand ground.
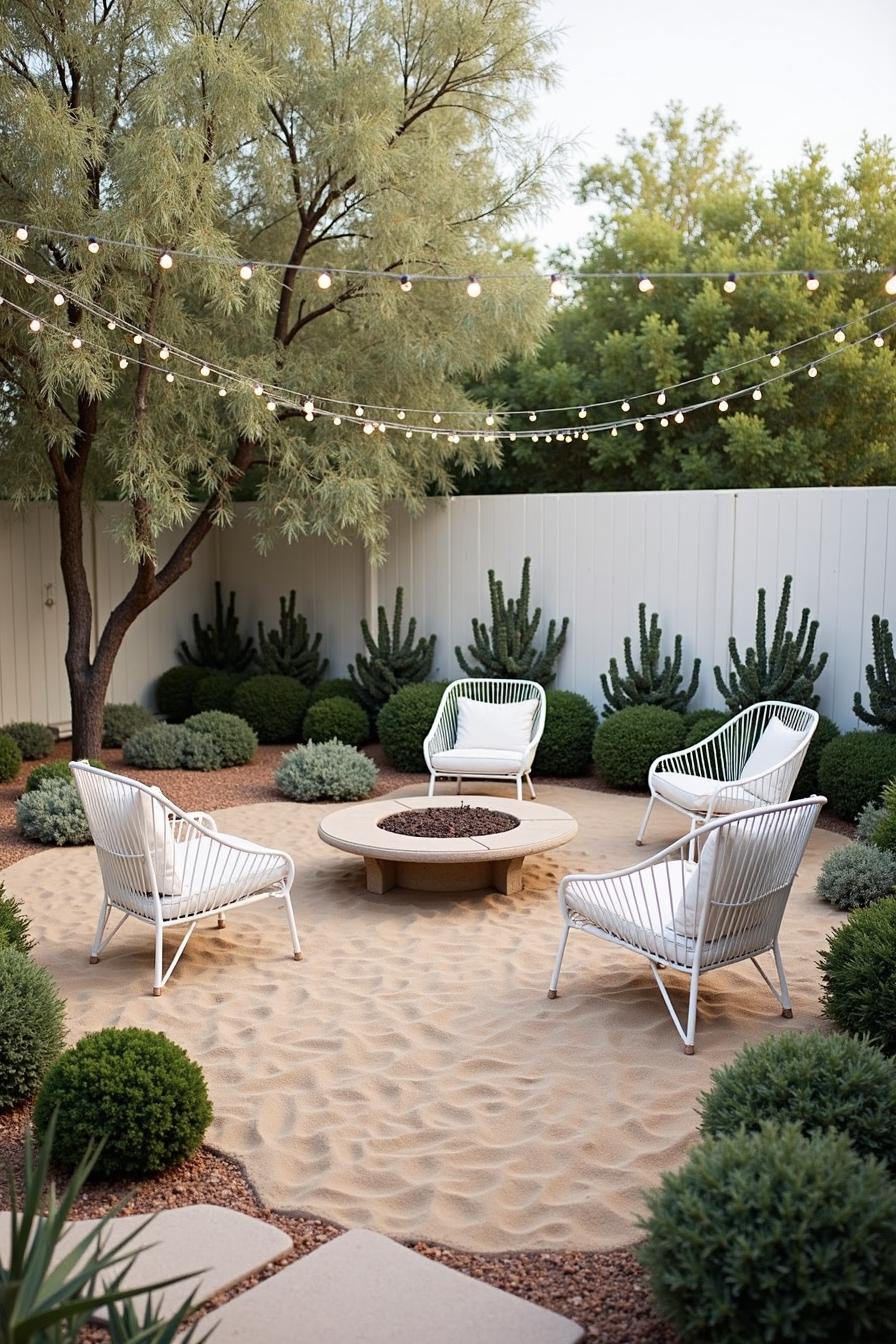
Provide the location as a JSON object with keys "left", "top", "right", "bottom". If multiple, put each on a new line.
{"left": 3, "top": 783, "right": 845, "bottom": 1253}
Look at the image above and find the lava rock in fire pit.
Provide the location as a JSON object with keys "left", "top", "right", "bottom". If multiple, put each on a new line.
{"left": 377, "top": 805, "right": 521, "bottom": 839}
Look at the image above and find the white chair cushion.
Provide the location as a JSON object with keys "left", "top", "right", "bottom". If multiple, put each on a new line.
{"left": 739, "top": 716, "right": 806, "bottom": 800}
{"left": 454, "top": 696, "right": 538, "bottom": 752}
{"left": 127, "top": 832, "right": 289, "bottom": 920}
{"left": 135, "top": 786, "right": 181, "bottom": 895}
{"left": 672, "top": 813, "right": 780, "bottom": 941}
{"left": 430, "top": 747, "right": 526, "bottom": 776}
{"left": 652, "top": 772, "right": 760, "bottom": 813}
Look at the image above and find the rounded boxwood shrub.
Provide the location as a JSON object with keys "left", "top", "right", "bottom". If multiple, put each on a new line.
{"left": 699, "top": 1031, "right": 896, "bottom": 1171}
{"left": 179, "top": 730, "right": 226, "bottom": 771}
{"left": 820, "top": 898, "right": 896, "bottom": 1053}
{"left": 0, "top": 721, "right": 55, "bottom": 760}
{"left": 377, "top": 682, "right": 449, "bottom": 773}
{"left": 183, "top": 710, "right": 257, "bottom": 766}
{"left": 681, "top": 709, "right": 729, "bottom": 749}
{"left": 101, "top": 702, "right": 155, "bottom": 748}
{"left": 310, "top": 678, "right": 365, "bottom": 709}
{"left": 818, "top": 730, "right": 896, "bottom": 821}
{"left": 638, "top": 1122, "right": 896, "bottom": 1344}
{"left": 794, "top": 712, "right": 840, "bottom": 798}
{"left": 231, "top": 675, "right": 309, "bottom": 744}
{"left": 192, "top": 670, "right": 252, "bottom": 714}
{"left": 303, "top": 695, "right": 369, "bottom": 748}
{"left": 533, "top": 690, "right": 597, "bottom": 776}
{"left": 816, "top": 841, "right": 896, "bottom": 911}
{"left": 276, "top": 740, "right": 378, "bottom": 802}
{"left": 592, "top": 705, "right": 685, "bottom": 790}
{"left": 34, "top": 1026, "right": 212, "bottom": 1179}
{"left": 0, "top": 947, "right": 65, "bottom": 1110}
{"left": 0, "top": 885, "right": 34, "bottom": 956}
{"left": 0, "top": 732, "right": 23, "bottom": 784}
{"left": 122, "top": 723, "right": 188, "bottom": 770}
{"left": 25, "top": 758, "right": 103, "bottom": 791}
{"left": 155, "top": 664, "right": 206, "bottom": 722}
{"left": 16, "top": 779, "right": 91, "bottom": 846}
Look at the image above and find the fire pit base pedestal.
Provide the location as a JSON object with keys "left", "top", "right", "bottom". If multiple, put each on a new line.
{"left": 364, "top": 854, "right": 524, "bottom": 896}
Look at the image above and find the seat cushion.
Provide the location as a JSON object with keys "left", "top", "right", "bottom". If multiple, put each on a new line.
{"left": 653, "top": 771, "right": 761, "bottom": 813}
{"left": 739, "top": 716, "right": 806, "bottom": 801}
{"left": 430, "top": 747, "right": 526, "bottom": 776}
{"left": 128, "top": 832, "right": 289, "bottom": 920}
{"left": 454, "top": 697, "right": 539, "bottom": 752}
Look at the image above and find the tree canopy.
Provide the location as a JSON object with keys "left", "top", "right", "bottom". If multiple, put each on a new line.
{"left": 468, "top": 104, "right": 896, "bottom": 493}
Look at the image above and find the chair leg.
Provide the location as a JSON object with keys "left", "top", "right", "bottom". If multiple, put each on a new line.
{"left": 428, "top": 773, "right": 436, "bottom": 797}
{"left": 773, "top": 940, "right": 793, "bottom": 1017}
{"left": 456, "top": 776, "right": 462, "bottom": 795}
{"left": 90, "top": 898, "right": 111, "bottom": 963}
{"left": 686, "top": 814, "right": 699, "bottom": 863}
{"left": 636, "top": 795, "right": 655, "bottom": 846}
{"left": 217, "top": 914, "right": 226, "bottom": 928}
{"left": 526, "top": 772, "right": 536, "bottom": 799}
{"left": 547, "top": 924, "right": 570, "bottom": 998}
{"left": 153, "top": 920, "right": 164, "bottom": 997}
{"left": 683, "top": 970, "right": 700, "bottom": 1054}
{"left": 516, "top": 774, "right": 523, "bottom": 802}
{"left": 282, "top": 889, "right": 303, "bottom": 961}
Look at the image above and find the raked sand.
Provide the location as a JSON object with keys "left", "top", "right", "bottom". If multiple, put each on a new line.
{"left": 4, "top": 784, "right": 846, "bottom": 1253}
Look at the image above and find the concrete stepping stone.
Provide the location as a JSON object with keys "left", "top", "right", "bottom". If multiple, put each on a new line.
{"left": 202, "top": 1227, "right": 584, "bottom": 1343}
{"left": 0, "top": 1203, "right": 292, "bottom": 1319}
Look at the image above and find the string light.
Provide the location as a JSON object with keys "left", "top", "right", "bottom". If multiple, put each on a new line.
{"left": 71, "top": 336, "right": 82, "bottom": 349}
{"left": 165, "top": 371, "right": 175, "bottom": 383}
{"left": 806, "top": 271, "right": 820, "bottom": 291}
{"left": 549, "top": 273, "right": 567, "bottom": 299}
{"left": 621, "top": 400, "right": 630, "bottom": 412}
{"left": 159, "top": 252, "right": 174, "bottom": 270}
{"left": 752, "top": 387, "right": 762, "bottom": 400}
{"left": 28, "top": 317, "right": 41, "bottom": 332}
{"left": 253, "top": 384, "right": 264, "bottom": 396}
{"left": 107, "top": 320, "right": 116, "bottom": 330}
{"left": 660, "top": 416, "right": 669, "bottom": 427}
{"left": 24, "top": 273, "right": 34, "bottom": 284}
{"left": 635, "top": 420, "right": 644, "bottom": 431}
{"left": 466, "top": 276, "right": 482, "bottom": 298}
{"left": 874, "top": 333, "right": 885, "bottom": 347}
{"left": 656, "top": 391, "right": 666, "bottom": 406}
{"left": 303, "top": 399, "right": 314, "bottom": 415}
{"left": 87, "top": 237, "right": 100, "bottom": 254}
{"left": 334, "top": 416, "right": 342, "bottom": 425}
{"left": 610, "top": 426, "right": 618, "bottom": 437}
{"left": 674, "top": 410, "right": 685, "bottom": 423}
{"left": 200, "top": 365, "right": 210, "bottom": 377}
{"left": 770, "top": 352, "right": 781, "bottom": 367}
{"left": 833, "top": 327, "right": 846, "bottom": 343}
{"left": 397, "top": 410, "right": 405, "bottom": 420}
{"left": 578, "top": 407, "right": 586, "bottom": 419}
{"left": 363, "top": 422, "right": 375, "bottom": 434}
{"left": 159, "top": 346, "right": 170, "bottom": 360}
{"left": 723, "top": 273, "right": 737, "bottom": 294}
{"left": 886, "top": 272, "right": 896, "bottom": 297}
{"left": 711, "top": 373, "right": 721, "bottom": 385}
{"left": 218, "top": 386, "right": 227, "bottom": 397}
{"left": 637, "top": 275, "right": 654, "bottom": 293}
{"left": 528, "top": 412, "right": 537, "bottom": 422}
{"left": 132, "top": 333, "right": 142, "bottom": 344}
{"left": 432, "top": 414, "right": 441, "bottom": 424}
{"left": 399, "top": 276, "right": 413, "bottom": 293}
{"left": 52, "top": 292, "right": 65, "bottom": 306}
{"left": 355, "top": 405, "right": 365, "bottom": 416}
{"left": 239, "top": 263, "right": 254, "bottom": 281}
{"left": 14, "top": 225, "right": 28, "bottom": 242}
{"left": 118, "top": 356, "right": 128, "bottom": 369}
{"left": 266, "top": 399, "right": 277, "bottom": 411}
{"left": 317, "top": 270, "right": 333, "bottom": 290}
{"left": 719, "top": 400, "right": 729, "bottom": 412}
{"left": 485, "top": 413, "right": 495, "bottom": 426}
{"left": 808, "top": 365, "right": 818, "bottom": 377}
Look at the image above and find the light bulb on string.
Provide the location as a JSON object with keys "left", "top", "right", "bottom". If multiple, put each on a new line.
{"left": 159, "top": 346, "right": 170, "bottom": 360}
{"left": 719, "top": 399, "right": 728, "bottom": 412}
{"left": 159, "top": 251, "right": 174, "bottom": 270}
{"left": 303, "top": 399, "right": 314, "bottom": 416}
{"left": 24, "top": 273, "right": 34, "bottom": 284}
{"left": 200, "top": 365, "right": 210, "bottom": 377}
{"left": 355, "top": 405, "right": 364, "bottom": 416}
{"left": 253, "top": 384, "right": 264, "bottom": 396}
{"left": 239, "top": 263, "right": 254, "bottom": 281}
{"left": 432, "top": 414, "right": 441, "bottom": 424}
{"left": 564, "top": 435, "right": 572, "bottom": 443}
{"left": 218, "top": 386, "right": 227, "bottom": 397}
{"left": 119, "top": 357, "right": 128, "bottom": 369}
{"left": 752, "top": 387, "right": 762, "bottom": 401}
{"left": 363, "top": 422, "right": 375, "bottom": 434}
{"left": 466, "top": 276, "right": 481, "bottom": 298}
{"left": 397, "top": 410, "right": 406, "bottom": 421}
{"left": 711, "top": 373, "right": 721, "bottom": 385}
{"left": 808, "top": 365, "right": 818, "bottom": 377}
{"left": 578, "top": 407, "right": 586, "bottom": 418}
{"left": 508, "top": 432, "right": 516, "bottom": 442}
{"left": 15, "top": 225, "right": 28, "bottom": 242}
{"left": 431, "top": 432, "right": 437, "bottom": 440}
{"left": 399, "top": 275, "right": 413, "bottom": 292}
{"left": 545, "top": 435, "right": 552, "bottom": 444}
{"left": 635, "top": 420, "right": 644, "bottom": 432}
{"left": 621, "top": 400, "right": 630, "bottom": 412}
{"left": 317, "top": 270, "right": 333, "bottom": 290}
{"left": 485, "top": 413, "right": 495, "bottom": 426}
{"left": 71, "top": 336, "right": 82, "bottom": 349}
{"left": 805, "top": 271, "right": 819, "bottom": 292}
{"left": 107, "top": 320, "right": 116, "bottom": 330}
{"left": 87, "top": 237, "right": 100, "bottom": 254}
{"left": 723, "top": 273, "right": 737, "bottom": 294}
{"left": 165, "top": 372, "right": 175, "bottom": 383}
{"left": 770, "top": 352, "right": 781, "bottom": 367}
{"left": 833, "top": 327, "right": 846, "bottom": 343}
{"left": 132, "top": 333, "right": 142, "bottom": 344}
{"left": 28, "top": 318, "right": 41, "bottom": 332}
{"left": 674, "top": 411, "right": 684, "bottom": 423}
{"left": 581, "top": 431, "right": 589, "bottom": 441}
{"left": 406, "top": 430, "right": 413, "bottom": 439}
{"left": 528, "top": 412, "right": 537, "bottom": 422}
{"left": 549, "top": 273, "right": 567, "bottom": 299}
{"left": 378, "top": 423, "right": 386, "bottom": 433}
{"left": 885, "top": 271, "right": 896, "bottom": 296}
{"left": 637, "top": 274, "right": 654, "bottom": 293}
{"left": 266, "top": 400, "right": 277, "bottom": 411}
{"left": 610, "top": 426, "right": 618, "bottom": 437}
{"left": 656, "top": 391, "right": 666, "bottom": 406}
{"left": 53, "top": 292, "right": 65, "bottom": 306}
{"left": 874, "top": 333, "right": 885, "bottom": 347}
{"left": 334, "top": 416, "right": 342, "bottom": 426}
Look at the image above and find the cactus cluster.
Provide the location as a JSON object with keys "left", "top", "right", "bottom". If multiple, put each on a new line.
{"left": 349, "top": 587, "right": 436, "bottom": 712}
{"left": 854, "top": 615, "right": 896, "bottom": 731}
{"left": 256, "top": 590, "right": 327, "bottom": 686}
{"left": 601, "top": 604, "right": 700, "bottom": 717}
{"left": 714, "top": 575, "right": 827, "bottom": 712}
{"left": 179, "top": 582, "right": 254, "bottom": 672}
{"left": 455, "top": 557, "right": 568, "bottom": 687}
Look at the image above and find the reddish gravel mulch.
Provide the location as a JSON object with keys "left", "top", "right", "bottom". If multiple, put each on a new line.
{"left": 378, "top": 802, "right": 521, "bottom": 838}
{"left": 0, "top": 1104, "right": 676, "bottom": 1343}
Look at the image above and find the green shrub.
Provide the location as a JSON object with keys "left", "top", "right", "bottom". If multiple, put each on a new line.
{"left": 857, "top": 800, "right": 885, "bottom": 843}
{"left": 681, "top": 708, "right": 729, "bottom": 749}
{"left": 0, "top": 884, "right": 34, "bottom": 955}
{"left": 377, "top": 682, "right": 449, "bottom": 773}
{"left": 25, "top": 758, "right": 103, "bottom": 791}
{"left": 183, "top": 710, "right": 257, "bottom": 765}
{"left": 101, "top": 702, "right": 155, "bottom": 748}
{"left": 820, "top": 898, "right": 896, "bottom": 1053}
{"left": 533, "top": 690, "right": 597, "bottom": 776}
{"left": 0, "top": 732, "right": 23, "bottom": 784}
{"left": 179, "top": 730, "right": 226, "bottom": 771}
{"left": 276, "top": 740, "right": 378, "bottom": 802}
{"left": 231, "top": 675, "right": 309, "bottom": 744}
{"left": 0, "top": 721, "right": 54, "bottom": 760}
{"left": 192, "top": 670, "right": 252, "bottom": 713}
{"left": 16, "top": 780, "right": 91, "bottom": 846}
{"left": 794, "top": 713, "right": 840, "bottom": 798}
{"left": 818, "top": 730, "right": 896, "bottom": 820}
{"left": 310, "top": 678, "right": 365, "bottom": 708}
{"left": 155, "top": 663, "right": 205, "bottom": 721}
{"left": 0, "top": 947, "right": 65, "bottom": 1110}
{"left": 592, "top": 705, "right": 685, "bottom": 790}
{"left": 122, "top": 723, "right": 188, "bottom": 769}
{"left": 816, "top": 842, "right": 896, "bottom": 911}
{"left": 303, "top": 695, "right": 369, "bottom": 748}
{"left": 34, "top": 1027, "right": 212, "bottom": 1179}
{"left": 638, "top": 1122, "right": 896, "bottom": 1344}
{"left": 872, "top": 779, "right": 896, "bottom": 852}
{"left": 699, "top": 1031, "right": 896, "bottom": 1171}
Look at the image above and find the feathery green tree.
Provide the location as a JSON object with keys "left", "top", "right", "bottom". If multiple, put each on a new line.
{"left": 0, "top": 0, "right": 557, "bottom": 755}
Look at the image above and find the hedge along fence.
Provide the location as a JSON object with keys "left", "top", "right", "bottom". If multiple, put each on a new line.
{"left": 1, "top": 491, "right": 893, "bottom": 730}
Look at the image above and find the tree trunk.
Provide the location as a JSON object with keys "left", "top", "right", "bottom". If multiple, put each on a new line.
{"left": 69, "top": 669, "right": 108, "bottom": 760}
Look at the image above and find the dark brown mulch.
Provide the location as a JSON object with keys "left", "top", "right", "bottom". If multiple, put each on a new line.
{"left": 0, "top": 1105, "right": 676, "bottom": 1344}
{"left": 378, "top": 803, "right": 521, "bottom": 838}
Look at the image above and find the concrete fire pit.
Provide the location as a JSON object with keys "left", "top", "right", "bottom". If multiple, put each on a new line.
{"left": 318, "top": 795, "right": 578, "bottom": 895}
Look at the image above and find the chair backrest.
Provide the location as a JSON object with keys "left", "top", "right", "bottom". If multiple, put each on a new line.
{"left": 70, "top": 762, "right": 178, "bottom": 902}
{"left": 693, "top": 701, "right": 818, "bottom": 801}
{"left": 692, "top": 795, "right": 823, "bottom": 954}
{"left": 426, "top": 679, "right": 546, "bottom": 757}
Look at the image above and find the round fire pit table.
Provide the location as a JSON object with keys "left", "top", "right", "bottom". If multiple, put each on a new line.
{"left": 318, "top": 795, "right": 578, "bottom": 895}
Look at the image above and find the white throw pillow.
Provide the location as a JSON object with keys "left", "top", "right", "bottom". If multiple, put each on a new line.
{"left": 136, "top": 786, "right": 181, "bottom": 895}
{"left": 739, "top": 716, "right": 805, "bottom": 787}
{"left": 672, "top": 831, "right": 717, "bottom": 938}
{"left": 454, "top": 696, "right": 539, "bottom": 752}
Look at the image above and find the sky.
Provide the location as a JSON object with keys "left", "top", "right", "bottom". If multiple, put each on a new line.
{"left": 528, "top": 0, "right": 896, "bottom": 256}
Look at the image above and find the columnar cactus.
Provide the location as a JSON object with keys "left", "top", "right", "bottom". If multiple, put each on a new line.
{"left": 601, "top": 604, "right": 700, "bottom": 717}
{"left": 179, "top": 582, "right": 254, "bottom": 672}
{"left": 256, "top": 591, "right": 327, "bottom": 686}
{"left": 854, "top": 615, "right": 896, "bottom": 731}
{"left": 455, "top": 557, "right": 569, "bottom": 687}
{"left": 713, "top": 575, "right": 827, "bottom": 712}
{"left": 349, "top": 587, "right": 436, "bottom": 712}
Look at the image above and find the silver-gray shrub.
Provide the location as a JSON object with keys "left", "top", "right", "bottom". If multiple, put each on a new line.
{"left": 16, "top": 779, "right": 91, "bottom": 846}
{"left": 816, "top": 841, "right": 896, "bottom": 911}
{"left": 122, "top": 723, "right": 188, "bottom": 769}
{"left": 275, "top": 739, "right": 377, "bottom": 802}
{"left": 856, "top": 801, "right": 885, "bottom": 843}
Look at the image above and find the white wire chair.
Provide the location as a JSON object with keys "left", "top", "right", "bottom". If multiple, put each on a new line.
{"left": 423, "top": 679, "right": 547, "bottom": 800}
{"left": 549, "top": 794, "right": 824, "bottom": 1053}
{"left": 70, "top": 762, "right": 301, "bottom": 996}
{"left": 637, "top": 701, "right": 818, "bottom": 846}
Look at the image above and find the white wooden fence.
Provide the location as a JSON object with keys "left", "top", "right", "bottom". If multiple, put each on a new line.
{"left": 1, "top": 488, "right": 893, "bottom": 732}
